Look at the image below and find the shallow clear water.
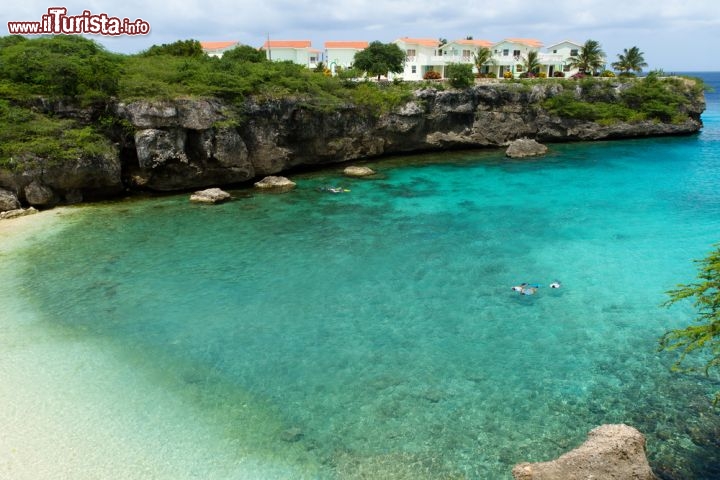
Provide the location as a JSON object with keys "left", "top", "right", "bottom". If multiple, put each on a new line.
{"left": 3, "top": 73, "right": 720, "bottom": 479}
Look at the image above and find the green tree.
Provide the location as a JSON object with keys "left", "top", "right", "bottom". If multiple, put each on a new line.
{"left": 0, "top": 35, "right": 119, "bottom": 101}
{"left": 567, "top": 39, "right": 606, "bottom": 76}
{"left": 473, "top": 46, "right": 493, "bottom": 74}
{"left": 522, "top": 50, "right": 541, "bottom": 77}
{"left": 353, "top": 41, "right": 406, "bottom": 80}
{"left": 612, "top": 46, "right": 648, "bottom": 76}
{"left": 142, "top": 39, "right": 204, "bottom": 57}
{"left": 221, "top": 45, "right": 266, "bottom": 63}
{"left": 445, "top": 63, "right": 474, "bottom": 88}
{"left": 660, "top": 244, "right": 720, "bottom": 403}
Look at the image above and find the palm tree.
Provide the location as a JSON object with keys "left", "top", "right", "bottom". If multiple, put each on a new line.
{"left": 473, "top": 46, "right": 493, "bottom": 74}
{"left": 522, "top": 50, "right": 541, "bottom": 77}
{"left": 567, "top": 39, "right": 606, "bottom": 76}
{"left": 612, "top": 46, "right": 648, "bottom": 76}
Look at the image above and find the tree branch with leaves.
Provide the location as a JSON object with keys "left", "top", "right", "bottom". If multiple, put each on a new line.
{"left": 660, "top": 244, "right": 720, "bottom": 403}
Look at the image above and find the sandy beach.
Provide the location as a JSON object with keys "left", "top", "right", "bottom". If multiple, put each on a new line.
{"left": 0, "top": 206, "right": 303, "bottom": 480}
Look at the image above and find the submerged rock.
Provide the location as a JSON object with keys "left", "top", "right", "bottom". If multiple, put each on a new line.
{"left": 506, "top": 138, "right": 548, "bottom": 158}
{"left": 280, "top": 427, "right": 304, "bottom": 443}
{"left": 189, "top": 188, "right": 231, "bottom": 204}
{"left": 0, "top": 188, "right": 20, "bottom": 212}
{"left": 344, "top": 165, "right": 376, "bottom": 177}
{"left": 512, "top": 424, "right": 657, "bottom": 480}
{"left": 254, "top": 176, "right": 296, "bottom": 190}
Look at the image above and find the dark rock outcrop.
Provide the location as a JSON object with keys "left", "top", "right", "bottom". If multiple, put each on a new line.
{"left": 512, "top": 424, "right": 657, "bottom": 480}
{"left": 0, "top": 79, "right": 705, "bottom": 204}
{"left": 506, "top": 138, "right": 549, "bottom": 158}
{"left": 0, "top": 188, "right": 20, "bottom": 212}
{"left": 24, "top": 181, "right": 57, "bottom": 207}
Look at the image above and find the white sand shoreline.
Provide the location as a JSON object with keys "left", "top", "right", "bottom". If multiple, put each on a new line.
{"left": 0, "top": 205, "right": 308, "bottom": 480}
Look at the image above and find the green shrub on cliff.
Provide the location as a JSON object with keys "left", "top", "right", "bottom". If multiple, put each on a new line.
{"left": 0, "top": 35, "right": 120, "bottom": 104}
{"left": 0, "top": 100, "right": 114, "bottom": 170}
{"left": 542, "top": 75, "right": 699, "bottom": 124}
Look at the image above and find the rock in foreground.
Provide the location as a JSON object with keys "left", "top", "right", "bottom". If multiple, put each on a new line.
{"left": 189, "top": 188, "right": 231, "bottom": 204}
{"left": 512, "top": 424, "right": 657, "bottom": 480}
{"left": 254, "top": 176, "right": 296, "bottom": 190}
{"left": 0, "top": 188, "right": 21, "bottom": 212}
{"left": 0, "top": 207, "right": 39, "bottom": 220}
{"left": 506, "top": 138, "right": 548, "bottom": 158}
{"left": 344, "top": 165, "right": 376, "bottom": 177}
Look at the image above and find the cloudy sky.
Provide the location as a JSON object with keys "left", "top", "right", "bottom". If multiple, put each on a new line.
{"left": 3, "top": 0, "right": 719, "bottom": 70}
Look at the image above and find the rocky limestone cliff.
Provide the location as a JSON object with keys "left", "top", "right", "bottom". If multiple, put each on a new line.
{"left": 114, "top": 81, "right": 703, "bottom": 192}
{"left": 0, "top": 80, "right": 705, "bottom": 206}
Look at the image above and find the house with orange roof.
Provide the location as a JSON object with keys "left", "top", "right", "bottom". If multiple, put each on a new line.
{"left": 200, "top": 41, "right": 240, "bottom": 58}
{"left": 393, "top": 37, "right": 442, "bottom": 81}
{"left": 439, "top": 39, "right": 494, "bottom": 74}
{"left": 324, "top": 41, "right": 369, "bottom": 73}
{"left": 260, "top": 40, "right": 320, "bottom": 68}
{"left": 490, "top": 38, "right": 544, "bottom": 77}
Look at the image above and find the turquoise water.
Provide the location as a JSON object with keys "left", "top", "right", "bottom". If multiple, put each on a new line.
{"left": 3, "top": 73, "right": 720, "bottom": 479}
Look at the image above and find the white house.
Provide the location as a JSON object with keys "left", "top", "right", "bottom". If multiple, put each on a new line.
{"left": 490, "top": 38, "right": 544, "bottom": 77}
{"left": 200, "top": 41, "right": 240, "bottom": 58}
{"left": 260, "top": 40, "right": 320, "bottom": 68}
{"left": 392, "top": 37, "right": 442, "bottom": 81}
{"left": 542, "top": 41, "right": 584, "bottom": 77}
{"left": 325, "top": 41, "right": 369, "bottom": 73}
{"left": 440, "top": 39, "right": 494, "bottom": 75}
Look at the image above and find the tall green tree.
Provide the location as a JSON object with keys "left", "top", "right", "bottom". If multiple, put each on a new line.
{"left": 353, "top": 41, "right": 406, "bottom": 80}
{"left": 221, "top": 45, "right": 266, "bottom": 63}
{"left": 473, "top": 46, "right": 493, "bottom": 74}
{"left": 612, "top": 46, "right": 648, "bottom": 76}
{"left": 660, "top": 244, "right": 720, "bottom": 403}
{"left": 522, "top": 50, "right": 541, "bottom": 76}
{"left": 567, "top": 39, "right": 606, "bottom": 76}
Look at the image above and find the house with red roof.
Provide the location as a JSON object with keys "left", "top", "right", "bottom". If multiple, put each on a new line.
{"left": 260, "top": 40, "right": 320, "bottom": 68}
{"left": 200, "top": 41, "right": 240, "bottom": 58}
{"left": 324, "top": 41, "right": 369, "bottom": 73}
{"left": 393, "top": 37, "right": 442, "bottom": 81}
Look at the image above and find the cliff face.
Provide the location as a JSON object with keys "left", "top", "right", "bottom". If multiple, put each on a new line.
{"left": 0, "top": 81, "right": 706, "bottom": 204}
{"left": 115, "top": 81, "right": 704, "bottom": 192}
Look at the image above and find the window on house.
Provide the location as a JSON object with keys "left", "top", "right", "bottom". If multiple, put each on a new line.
{"left": 411, "top": 65, "right": 417, "bottom": 74}
{"left": 407, "top": 49, "right": 416, "bottom": 57}
{"left": 503, "top": 49, "right": 509, "bottom": 56}
{"left": 563, "top": 65, "right": 571, "bottom": 72}
{"left": 516, "top": 64, "right": 524, "bottom": 72}
{"left": 462, "top": 49, "right": 472, "bottom": 58}
{"left": 553, "top": 49, "right": 557, "bottom": 54}
{"left": 513, "top": 50, "right": 521, "bottom": 58}
{"left": 570, "top": 49, "right": 579, "bottom": 56}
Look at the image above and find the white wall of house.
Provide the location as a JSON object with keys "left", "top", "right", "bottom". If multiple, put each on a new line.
{"left": 393, "top": 38, "right": 442, "bottom": 81}
{"left": 490, "top": 40, "right": 543, "bottom": 77}
{"left": 325, "top": 43, "right": 368, "bottom": 72}
{"left": 543, "top": 41, "right": 584, "bottom": 77}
